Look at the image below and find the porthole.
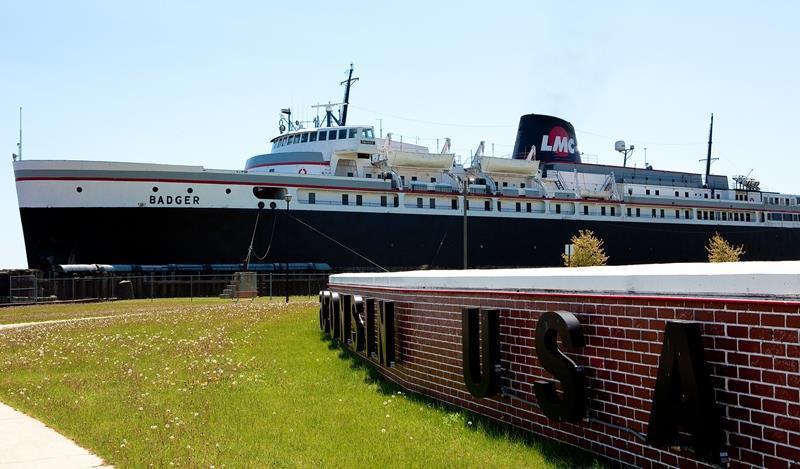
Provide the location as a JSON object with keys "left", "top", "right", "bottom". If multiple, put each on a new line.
{"left": 76, "top": 187, "right": 83, "bottom": 193}
{"left": 225, "top": 188, "right": 231, "bottom": 194}
{"left": 152, "top": 186, "right": 159, "bottom": 192}
{"left": 187, "top": 188, "right": 193, "bottom": 194}
{"left": 258, "top": 201, "right": 265, "bottom": 209}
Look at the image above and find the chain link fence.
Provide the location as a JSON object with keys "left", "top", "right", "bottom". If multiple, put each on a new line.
{"left": 3, "top": 273, "right": 329, "bottom": 304}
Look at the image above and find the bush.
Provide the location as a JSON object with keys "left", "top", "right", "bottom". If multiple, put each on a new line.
{"left": 563, "top": 230, "right": 609, "bottom": 267}
{"left": 706, "top": 232, "right": 745, "bottom": 262}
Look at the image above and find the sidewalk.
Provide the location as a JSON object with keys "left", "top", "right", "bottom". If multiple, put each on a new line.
{"left": 0, "top": 402, "right": 107, "bottom": 468}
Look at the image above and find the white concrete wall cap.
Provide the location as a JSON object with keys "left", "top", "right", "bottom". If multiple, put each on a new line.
{"left": 329, "top": 261, "right": 800, "bottom": 300}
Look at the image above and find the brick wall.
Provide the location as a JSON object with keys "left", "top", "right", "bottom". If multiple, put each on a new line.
{"left": 326, "top": 284, "right": 800, "bottom": 468}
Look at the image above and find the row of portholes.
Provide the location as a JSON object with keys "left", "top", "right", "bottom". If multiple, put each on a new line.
{"left": 76, "top": 185, "right": 235, "bottom": 194}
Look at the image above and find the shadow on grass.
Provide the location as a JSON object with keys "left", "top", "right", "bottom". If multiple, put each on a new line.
{"left": 320, "top": 333, "right": 605, "bottom": 468}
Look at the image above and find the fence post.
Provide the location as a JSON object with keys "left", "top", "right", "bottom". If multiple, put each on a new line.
{"left": 190, "top": 275, "right": 193, "bottom": 301}
{"left": 269, "top": 273, "right": 272, "bottom": 299}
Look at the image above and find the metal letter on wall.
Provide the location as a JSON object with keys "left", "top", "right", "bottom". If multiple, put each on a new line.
{"left": 365, "top": 298, "right": 377, "bottom": 358}
{"left": 340, "top": 294, "right": 353, "bottom": 345}
{"left": 350, "top": 295, "right": 366, "bottom": 352}
{"left": 461, "top": 308, "right": 501, "bottom": 398}
{"left": 377, "top": 300, "right": 395, "bottom": 367}
{"left": 320, "top": 290, "right": 332, "bottom": 335}
{"left": 647, "top": 321, "right": 723, "bottom": 464}
{"left": 533, "top": 311, "right": 586, "bottom": 422}
{"left": 329, "top": 292, "right": 341, "bottom": 340}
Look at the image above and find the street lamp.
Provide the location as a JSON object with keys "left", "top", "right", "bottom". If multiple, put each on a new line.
{"left": 463, "top": 177, "right": 473, "bottom": 270}
{"left": 284, "top": 193, "right": 292, "bottom": 303}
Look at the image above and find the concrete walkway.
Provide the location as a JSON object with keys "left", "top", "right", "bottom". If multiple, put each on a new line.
{"left": 0, "top": 402, "right": 108, "bottom": 468}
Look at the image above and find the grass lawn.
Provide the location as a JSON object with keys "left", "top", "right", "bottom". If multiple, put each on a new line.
{"left": 0, "top": 298, "right": 601, "bottom": 468}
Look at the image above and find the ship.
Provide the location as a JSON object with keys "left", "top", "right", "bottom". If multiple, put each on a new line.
{"left": 12, "top": 65, "right": 800, "bottom": 272}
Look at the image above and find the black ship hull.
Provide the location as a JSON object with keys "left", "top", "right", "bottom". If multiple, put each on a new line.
{"left": 19, "top": 207, "right": 800, "bottom": 271}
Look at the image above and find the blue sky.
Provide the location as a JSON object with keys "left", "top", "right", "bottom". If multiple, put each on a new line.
{"left": 1, "top": 1, "right": 798, "bottom": 268}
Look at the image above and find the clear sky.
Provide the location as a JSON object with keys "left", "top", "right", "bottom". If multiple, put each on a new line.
{"left": 1, "top": 1, "right": 798, "bottom": 268}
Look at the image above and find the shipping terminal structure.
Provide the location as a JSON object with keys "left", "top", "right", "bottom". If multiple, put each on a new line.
{"left": 12, "top": 69, "right": 800, "bottom": 272}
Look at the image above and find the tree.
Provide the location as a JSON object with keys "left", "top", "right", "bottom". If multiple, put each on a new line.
{"left": 563, "top": 230, "right": 609, "bottom": 267}
{"left": 706, "top": 232, "right": 745, "bottom": 262}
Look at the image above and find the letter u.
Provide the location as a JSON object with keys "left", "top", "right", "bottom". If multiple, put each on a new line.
{"left": 461, "top": 308, "right": 501, "bottom": 398}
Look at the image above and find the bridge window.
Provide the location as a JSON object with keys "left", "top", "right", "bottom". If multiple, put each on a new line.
{"left": 329, "top": 130, "right": 337, "bottom": 140}
{"left": 349, "top": 128, "right": 357, "bottom": 138}
{"left": 309, "top": 132, "right": 317, "bottom": 142}
{"left": 319, "top": 131, "right": 327, "bottom": 141}
{"left": 301, "top": 133, "right": 309, "bottom": 143}
{"left": 361, "top": 128, "right": 374, "bottom": 139}
{"left": 339, "top": 129, "right": 348, "bottom": 139}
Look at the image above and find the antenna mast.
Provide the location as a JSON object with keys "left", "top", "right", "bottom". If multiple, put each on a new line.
{"left": 704, "top": 113, "right": 714, "bottom": 185}
{"left": 17, "top": 107, "right": 22, "bottom": 161}
{"left": 339, "top": 63, "right": 359, "bottom": 125}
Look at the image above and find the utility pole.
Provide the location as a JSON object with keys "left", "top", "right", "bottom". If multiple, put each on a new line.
{"left": 284, "top": 194, "right": 292, "bottom": 303}
{"left": 463, "top": 178, "right": 468, "bottom": 269}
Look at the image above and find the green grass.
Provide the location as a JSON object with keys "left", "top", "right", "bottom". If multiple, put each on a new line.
{"left": 0, "top": 298, "right": 602, "bottom": 468}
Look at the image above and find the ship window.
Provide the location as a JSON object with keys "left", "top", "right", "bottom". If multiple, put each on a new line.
{"left": 356, "top": 194, "right": 363, "bottom": 206}
{"left": 717, "top": 194, "right": 721, "bottom": 200}
{"left": 601, "top": 206, "right": 606, "bottom": 216}
{"left": 485, "top": 200, "right": 491, "bottom": 211}
{"left": 746, "top": 213, "right": 751, "bottom": 222}
{"left": 722, "top": 212, "right": 727, "bottom": 221}
{"left": 685, "top": 210, "right": 690, "bottom": 219}
{"left": 452, "top": 199, "right": 458, "bottom": 210}
{"left": 411, "top": 176, "right": 417, "bottom": 181}
{"left": 704, "top": 193, "right": 709, "bottom": 199}
{"left": 497, "top": 201, "right": 501, "bottom": 211}
{"left": 675, "top": 191, "right": 679, "bottom": 197}
{"left": 646, "top": 189, "right": 650, "bottom": 195}
{"left": 361, "top": 128, "right": 373, "bottom": 139}
{"left": 703, "top": 211, "right": 709, "bottom": 220}
{"left": 521, "top": 183, "right": 526, "bottom": 189}
{"left": 380, "top": 195, "right": 387, "bottom": 207}
{"left": 76, "top": 186, "right": 82, "bottom": 193}
{"left": 583, "top": 205, "right": 589, "bottom": 215}
{"left": 660, "top": 209, "right": 664, "bottom": 218}
{"left": 610, "top": 207, "right": 615, "bottom": 216}
{"left": 429, "top": 198, "right": 435, "bottom": 209}
{"left": 319, "top": 131, "right": 327, "bottom": 141}
{"left": 675, "top": 210, "right": 679, "bottom": 219}
{"left": 417, "top": 197, "right": 423, "bottom": 208}
{"left": 347, "top": 172, "right": 354, "bottom": 177}
{"left": 366, "top": 173, "right": 372, "bottom": 178}
{"left": 348, "top": 128, "right": 357, "bottom": 138}
{"left": 431, "top": 177, "right": 437, "bottom": 183}
{"left": 636, "top": 208, "right": 640, "bottom": 217}
{"left": 502, "top": 182, "right": 508, "bottom": 187}
{"left": 655, "top": 190, "right": 660, "bottom": 196}
{"left": 339, "top": 129, "right": 347, "bottom": 139}
{"left": 393, "top": 196, "right": 399, "bottom": 207}
{"left": 309, "top": 132, "right": 317, "bottom": 142}
{"left": 329, "top": 130, "right": 337, "bottom": 140}
{"left": 308, "top": 193, "right": 315, "bottom": 204}
{"left": 301, "top": 133, "right": 309, "bottom": 143}
{"left": 342, "top": 194, "right": 349, "bottom": 205}
{"left": 253, "top": 187, "right": 287, "bottom": 199}
{"left": 295, "top": 134, "right": 302, "bottom": 144}
{"left": 697, "top": 211, "right": 701, "bottom": 220}
{"left": 627, "top": 207, "right": 631, "bottom": 216}
{"left": 516, "top": 202, "right": 521, "bottom": 212}
{"left": 685, "top": 192, "right": 689, "bottom": 197}
{"left": 734, "top": 213, "right": 739, "bottom": 221}
{"left": 555, "top": 204, "right": 561, "bottom": 214}
{"left": 526, "top": 203, "right": 531, "bottom": 212}
{"left": 652, "top": 209, "right": 656, "bottom": 218}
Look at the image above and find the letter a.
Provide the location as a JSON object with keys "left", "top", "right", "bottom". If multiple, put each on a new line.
{"left": 647, "top": 321, "right": 722, "bottom": 463}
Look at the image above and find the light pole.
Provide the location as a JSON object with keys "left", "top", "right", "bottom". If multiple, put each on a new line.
{"left": 284, "top": 193, "right": 292, "bottom": 303}
{"left": 463, "top": 177, "right": 469, "bottom": 269}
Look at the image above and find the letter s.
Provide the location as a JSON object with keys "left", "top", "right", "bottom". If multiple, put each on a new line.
{"left": 534, "top": 311, "right": 586, "bottom": 422}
